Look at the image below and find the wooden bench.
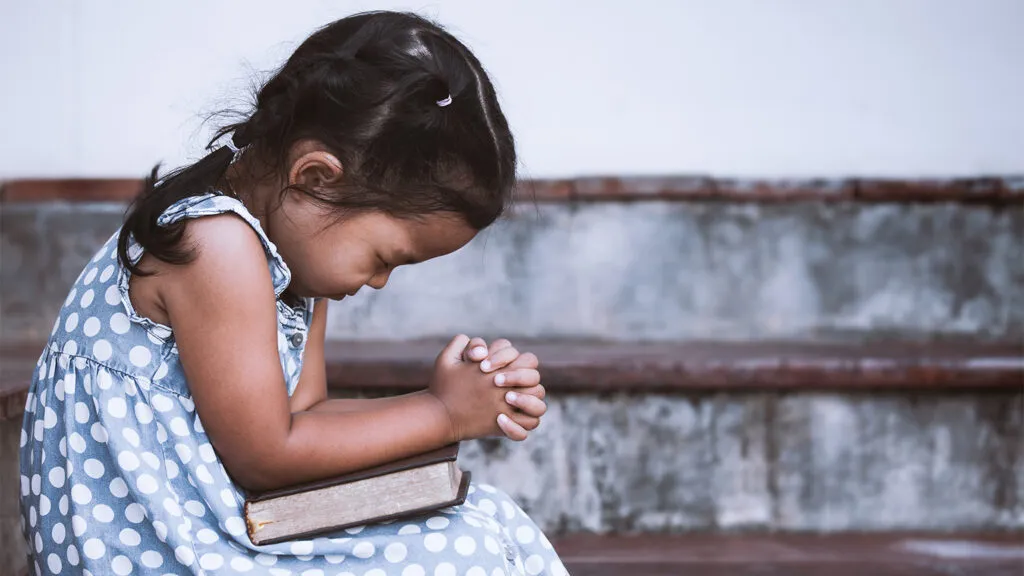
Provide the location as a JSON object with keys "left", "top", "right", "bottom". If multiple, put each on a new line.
{"left": 2, "top": 339, "right": 1022, "bottom": 420}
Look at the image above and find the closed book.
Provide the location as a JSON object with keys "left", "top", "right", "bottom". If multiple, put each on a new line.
{"left": 244, "top": 443, "right": 469, "bottom": 546}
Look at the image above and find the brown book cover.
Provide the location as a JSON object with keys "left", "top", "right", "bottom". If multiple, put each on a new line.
{"left": 243, "top": 443, "right": 467, "bottom": 545}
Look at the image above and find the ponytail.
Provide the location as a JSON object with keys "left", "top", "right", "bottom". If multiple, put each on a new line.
{"left": 116, "top": 132, "right": 246, "bottom": 276}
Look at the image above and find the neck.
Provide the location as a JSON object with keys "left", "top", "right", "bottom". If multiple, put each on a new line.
{"left": 218, "top": 153, "right": 283, "bottom": 235}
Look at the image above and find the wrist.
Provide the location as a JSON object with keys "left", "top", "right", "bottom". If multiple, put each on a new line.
{"left": 420, "top": 390, "right": 459, "bottom": 444}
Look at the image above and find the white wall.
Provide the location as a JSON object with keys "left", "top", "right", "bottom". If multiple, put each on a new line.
{"left": 1, "top": 0, "right": 1021, "bottom": 179}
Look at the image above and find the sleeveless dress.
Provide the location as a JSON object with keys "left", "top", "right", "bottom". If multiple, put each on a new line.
{"left": 19, "top": 193, "right": 569, "bottom": 576}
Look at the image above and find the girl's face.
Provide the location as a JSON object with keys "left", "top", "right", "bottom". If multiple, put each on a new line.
{"left": 265, "top": 196, "right": 478, "bottom": 300}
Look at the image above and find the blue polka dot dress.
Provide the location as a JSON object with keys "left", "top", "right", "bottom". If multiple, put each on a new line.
{"left": 19, "top": 193, "right": 569, "bottom": 576}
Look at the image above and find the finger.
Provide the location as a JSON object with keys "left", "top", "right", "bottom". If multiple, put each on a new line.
{"left": 509, "top": 411, "right": 540, "bottom": 432}
{"left": 481, "top": 346, "right": 519, "bottom": 373}
{"left": 463, "top": 337, "right": 489, "bottom": 362}
{"left": 488, "top": 339, "right": 513, "bottom": 356}
{"left": 494, "top": 368, "right": 540, "bottom": 388}
{"left": 514, "top": 383, "right": 546, "bottom": 401}
{"left": 505, "top": 390, "right": 547, "bottom": 418}
{"left": 497, "top": 413, "right": 528, "bottom": 441}
{"left": 437, "top": 334, "right": 471, "bottom": 367}
{"left": 507, "top": 352, "right": 539, "bottom": 370}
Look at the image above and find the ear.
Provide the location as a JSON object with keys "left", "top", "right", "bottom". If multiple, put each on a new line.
{"left": 287, "top": 147, "right": 343, "bottom": 189}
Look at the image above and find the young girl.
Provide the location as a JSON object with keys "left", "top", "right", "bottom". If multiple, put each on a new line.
{"left": 19, "top": 11, "right": 568, "bottom": 576}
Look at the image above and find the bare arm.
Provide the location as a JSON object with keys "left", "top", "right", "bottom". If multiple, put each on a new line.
{"left": 159, "top": 215, "right": 454, "bottom": 493}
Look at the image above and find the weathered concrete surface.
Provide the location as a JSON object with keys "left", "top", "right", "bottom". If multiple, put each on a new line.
{"left": 3, "top": 202, "right": 1022, "bottom": 342}
{"left": 0, "top": 417, "right": 26, "bottom": 575}
{"left": 337, "top": 390, "right": 1023, "bottom": 533}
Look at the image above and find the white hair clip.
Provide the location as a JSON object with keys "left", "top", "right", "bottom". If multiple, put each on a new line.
{"left": 436, "top": 94, "right": 453, "bottom": 107}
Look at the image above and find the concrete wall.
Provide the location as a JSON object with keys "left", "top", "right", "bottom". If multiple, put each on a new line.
{"left": 4, "top": 202, "right": 1022, "bottom": 343}
{"left": 2, "top": 0, "right": 1023, "bottom": 179}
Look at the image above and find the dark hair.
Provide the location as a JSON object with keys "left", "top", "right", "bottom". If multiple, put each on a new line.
{"left": 118, "top": 11, "right": 516, "bottom": 275}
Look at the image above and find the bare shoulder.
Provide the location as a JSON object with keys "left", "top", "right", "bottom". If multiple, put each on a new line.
{"left": 131, "top": 212, "right": 274, "bottom": 326}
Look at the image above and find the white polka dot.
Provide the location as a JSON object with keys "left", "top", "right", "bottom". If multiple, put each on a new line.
{"left": 51, "top": 522, "right": 66, "bottom": 544}
{"left": 106, "top": 396, "right": 127, "bottom": 418}
{"left": 68, "top": 430, "right": 86, "bottom": 453}
{"left": 129, "top": 346, "right": 152, "bottom": 367}
{"left": 72, "top": 515, "right": 88, "bottom": 537}
{"left": 179, "top": 395, "right": 195, "bottom": 412}
{"left": 163, "top": 458, "right": 179, "bottom": 479}
{"left": 455, "top": 535, "right": 477, "bottom": 556}
{"left": 516, "top": 525, "right": 536, "bottom": 544}
{"left": 183, "top": 500, "right": 205, "bottom": 517}
{"left": 133, "top": 402, "right": 153, "bottom": 424}
{"left": 72, "top": 484, "right": 92, "bottom": 505}
{"left": 96, "top": 369, "right": 112, "bottom": 390}
{"left": 383, "top": 542, "right": 407, "bottom": 563}
{"left": 93, "top": 504, "right": 114, "bottom": 523}
{"left": 65, "top": 313, "right": 80, "bottom": 333}
{"left": 424, "top": 532, "right": 447, "bottom": 553}
{"left": 478, "top": 498, "right": 497, "bottom": 516}
{"left": 58, "top": 495, "right": 69, "bottom": 515}
{"left": 198, "top": 443, "right": 217, "bottom": 462}
{"left": 65, "top": 288, "right": 78, "bottom": 307}
{"left": 83, "top": 458, "right": 105, "bottom": 479}
{"left": 466, "top": 568, "right": 487, "bottom": 576}
{"left": 325, "top": 555, "right": 345, "bottom": 564}
{"left": 491, "top": 569, "right": 504, "bottom": 576}
{"left": 525, "top": 555, "right": 545, "bottom": 575}
{"left": 196, "top": 465, "right": 214, "bottom": 484}
{"left": 84, "top": 267, "right": 98, "bottom": 285}
{"left": 254, "top": 553, "right": 277, "bottom": 566}
{"left": 162, "top": 499, "right": 181, "bottom": 517}
{"left": 225, "top": 516, "right": 246, "bottom": 536}
{"left": 426, "top": 516, "right": 450, "bottom": 530}
{"left": 37, "top": 397, "right": 56, "bottom": 422}
{"left": 153, "top": 521, "right": 168, "bottom": 542}
{"left": 80, "top": 289, "right": 95, "bottom": 307}
{"left": 141, "top": 451, "right": 160, "bottom": 470}
{"left": 200, "top": 553, "right": 224, "bottom": 570}
{"left": 344, "top": 524, "right": 365, "bottom": 534}
{"left": 48, "top": 553, "right": 63, "bottom": 573}
{"left": 402, "top": 566, "right": 425, "bottom": 576}
{"left": 154, "top": 362, "right": 169, "bottom": 381}
{"left": 89, "top": 423, "right": 108, "bottom": 445}
{"left": 193, "top": 415, "right": 205, "bottom": 433}
{"left": 48, "top": 466, "right": 65, "bottom": 488}
{"left": 220, "top": 488, "right": 237, "bottom": 508}
{"left": 197, "top": 524, "right": 220, "bottom": 541}
{"left": 152, "top": 394, "right": 174, "bottom": 412}
{"left": 100, "top": 264, "right": 115, "bottom": 282}
{"left": 118, "top": 451, "right": 140, "bottom": 471}
{"left": 105, "top": 284, "right": 121, "bottom": 306}
{"left": 137, "top": 474, "right": 158, "bottom": 494}
{"left": 230, "top": 556, "right": 254, "bottom": 571}
{"left": 398, "top": 524, "right": 421, "bottom": 535}
{"left": 109, "top": 477, "right": 129, "bottom": 498}
{"left": 125, "top": 503, "right": 146, "bottom": 523}
{"left": 74, "top": 402, "right": 90, "bottom": 424}
{"left": 110, "top": 312, "right": 131, "bottom": 334}
{"left": 40, "top": 494, "right": 52, "bottom": 516}
{"left": 364, "top": 570, "right": 385, "bottom": 576}
{"left": 502, "top": 501, "right": 517, "bottom": 519}
{"left": 116, "top": 428, "right": 140, "bottom": 449}
{"left": 141, "top": 550, "right": 163, "bottom": 568}
{"left": 93, "top": 340, "right": 113, "bottom": 361}
{"left": 483, "top": 534, "right": 500, "bottom": 554}
{"left": 169, "top": 417, "right": 189, "bottom": 437}
{"left": 156, "top": 423, "right": 167, "bottom": 443}
{"left": 34, "top": 532, "right": 42, "bottom": 553}
{"left": 84, "top": 538, "right": 105, "bottom": 559}
{"left": 174, "top": 546, "right": 194, "bottom": 566}
{"left": 463, "top": 515, "right": 482, "bottom": 528}
{"left": 31, "top": 474, "right": 41, "bottom": 494}
{"left": 119, "top": 528, "right": 141, "bottom": 546}
{"left": 434, "top": 563, "right": 457, "bottom": 576}
{"left": 353, "top": 540, "right": 375, "bottom": 558}
{"left": 112, "top": 554, "right": 133, "bottom": 575}
{"left": 67, "top": 544, "right": 80, "bottom": 566}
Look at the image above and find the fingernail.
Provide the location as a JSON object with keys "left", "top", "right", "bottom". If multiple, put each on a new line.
{"left": 506, "top": 391, "right": 518, "bottom": 403}
{"left": 494, "top": 373, "right": 505, "bottom": 386}
{"left": 472, "top": 346, "right": 487, "bottom": 358}
{"left": 498, "top": 413, "right": 510, "bottom": 425}
{"left": 481, "top": 360, "right": 491, "bottom": 372}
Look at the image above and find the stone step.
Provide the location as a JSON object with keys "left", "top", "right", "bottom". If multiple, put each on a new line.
{"left": 3, "top": 189, "right": 1022, "bottom": 344}
{"left": 553, "top": 533, "right": 1024, "bottom": 576}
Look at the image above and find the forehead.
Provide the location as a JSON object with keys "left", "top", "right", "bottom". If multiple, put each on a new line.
{"left": 357, "top": 211, "right": 478, "bottom": 259}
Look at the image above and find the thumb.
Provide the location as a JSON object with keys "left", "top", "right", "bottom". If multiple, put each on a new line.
{"left": 437, "top": 334, "right": 471, "bottom": 367}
